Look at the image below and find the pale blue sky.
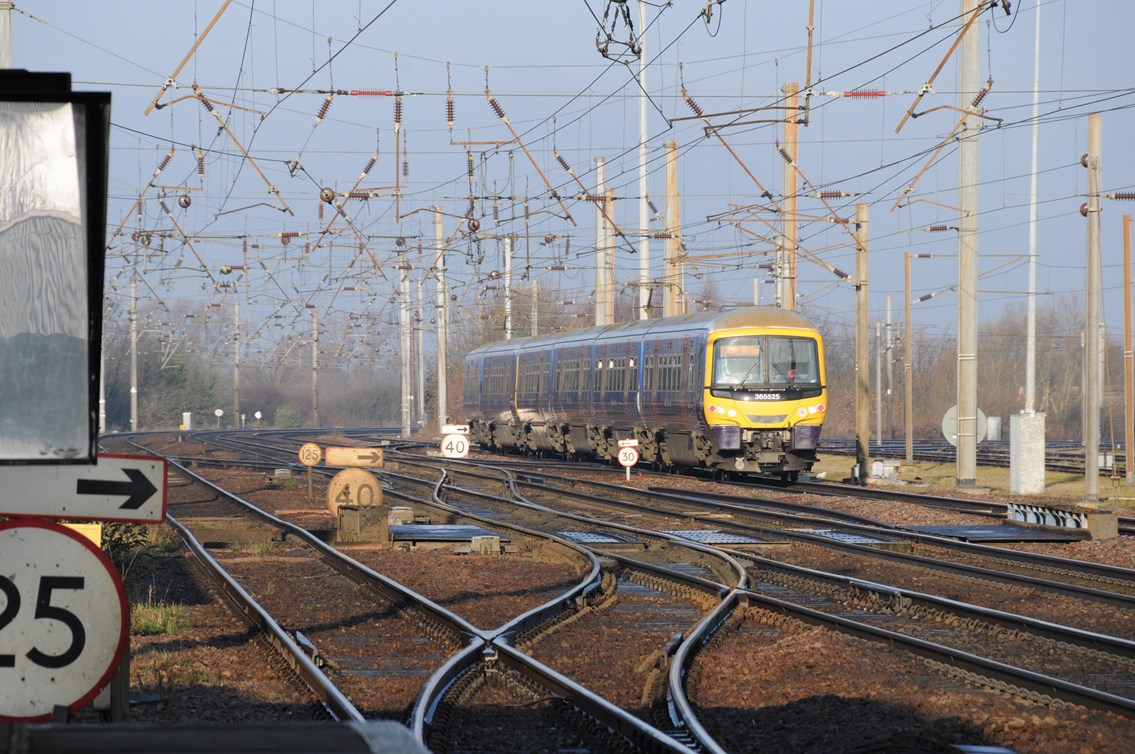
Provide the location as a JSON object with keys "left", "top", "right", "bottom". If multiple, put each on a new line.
{"left": 12, "top": 1, "right": 1135, "bottom": 360}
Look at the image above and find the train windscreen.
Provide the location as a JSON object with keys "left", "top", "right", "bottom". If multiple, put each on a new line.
{"left": 712, "top": 335, "right": 820, "bottom": 388}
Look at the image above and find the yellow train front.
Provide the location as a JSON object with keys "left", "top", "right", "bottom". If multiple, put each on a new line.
{"left": 463, "top": 307, "right": 827, "bottom": 480}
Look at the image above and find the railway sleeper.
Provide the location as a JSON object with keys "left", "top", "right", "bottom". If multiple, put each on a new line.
{"left": 922, "top": 658, "right": 1073, "bottom": 711}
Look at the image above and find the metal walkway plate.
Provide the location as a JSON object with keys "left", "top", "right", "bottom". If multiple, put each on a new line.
{"left": 557, "top": 530, "right": 641, "bottom": 545}
{"left": 796, "top": 529, "right": 891, "bottom": 545}
{"left": 662, "top": 529, "right": 765, "bottom": 545}
{"left": 905, "top": 524, "right": 1086, "bottom": 543}
{"left": 389, "top": 524, "right": 509, "bottom": 542}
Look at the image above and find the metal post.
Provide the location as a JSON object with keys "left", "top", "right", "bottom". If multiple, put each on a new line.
{"left": 531, "top": 279, "right": 539, "bottom": 337}
{"left": 0, "top": 2, "right": 12, "bottom": 69}
{"left": 434, "top": 208, "right": 448, "bottom": 425}
{"left": 130, "top": 276, "right": 138, "bottom": 432}
{"left": 638, "top": 0, "right": 651, "bottom": 321}
{"left": 595, "top": 157, "right": 610, "bottom": 327}
{"left": 875, "top": 321, "right": 882, "bottom": 447}
{"left": 504, "top": 235, "right": 513, "bottom": 339}
{"left": 232, "top": 303, "right": 240, "bottom": 424}
{"left": 904, "top": 253, "right": 913, "bottom": 463}
{"left": 664, "top": 140, "right": 682, "bottom": 317}
{"left": 311, "top": 310, "right": 319, "bottom": 426}
{"left": 955, "top": 0, "right": 981, "bottom": 487}
{"left": 781, "top": 81, "right": 800, "bottom": 311}
{"left": 855, "top": 204, "right": 870, "bottom": 484}
{"left": 1124, "top": 214, "right": 1133, "bottom": 484}
{"left": 886, "top": 294, "right": 894, "bottom": 438}
{"left": 416, "top": 278, "right": 425, "bottom": 428}
{"left": 1009, "top": 0, "right": 1048, "bottom": 497}
{"left": 1084, "top": 113, "right": 1102, "bottom": 501}
{"left": 1026, "top": 0, "right": 1042, "bottom": 414}
{"left": 400, "top": 255, "right": 411, "bottom": 436}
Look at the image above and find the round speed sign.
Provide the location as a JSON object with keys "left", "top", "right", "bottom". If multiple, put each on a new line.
{"left": 440, "top": 433, "right": 470, "bottom": 459}
{"left": 0, "top": 521, "right": 129, "bottom": 722}
{"left": 298, "top": 442, "right": 322, "bottom": 467}
{"left": 617, "top": 446, "right": 639, "bottom": 468}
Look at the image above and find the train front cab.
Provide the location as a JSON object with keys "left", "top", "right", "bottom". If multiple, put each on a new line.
{"left": 701, "top": 325, "right": 826, "bottom": 479}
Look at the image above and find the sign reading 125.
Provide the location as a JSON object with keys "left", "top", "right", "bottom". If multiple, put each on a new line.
{"left": 0, "top": 521, "right": 129, "bottom": 722}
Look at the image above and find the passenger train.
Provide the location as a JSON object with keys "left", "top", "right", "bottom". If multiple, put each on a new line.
{"left": 462, "top": 307, "right": 827, "bottom": 480}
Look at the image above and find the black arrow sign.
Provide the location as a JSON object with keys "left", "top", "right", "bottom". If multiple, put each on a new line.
{"left": 76, "top": 469, "right": 158, "bottom": 510}
{"left": 356, "top": 452, "right": 382, "bottom": 463}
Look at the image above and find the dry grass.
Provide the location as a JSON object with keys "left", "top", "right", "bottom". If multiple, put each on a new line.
{"left": 809, "top": 454, "right": 1135, "bottom": 507}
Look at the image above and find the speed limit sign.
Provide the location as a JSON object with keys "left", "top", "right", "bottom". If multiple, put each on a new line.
{"left": 617, "top": 446, "right": 639, "bottom": 468}
{"left": 298, "top": 442, "right": 322, "bottom": 467}
{"left": 0, "top": 520, "right": 129, "bottom": 721}
{"left": 440, "top": 433, "right": 470, "bottom": 459}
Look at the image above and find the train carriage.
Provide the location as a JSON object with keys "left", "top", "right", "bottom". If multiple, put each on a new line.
{"left": 463, "top": 306, "right": 826, "bottom": 479}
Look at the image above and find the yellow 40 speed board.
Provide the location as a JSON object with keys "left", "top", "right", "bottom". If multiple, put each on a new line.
{"left": 326, "top": 467, "right": 383, "bottom": 516}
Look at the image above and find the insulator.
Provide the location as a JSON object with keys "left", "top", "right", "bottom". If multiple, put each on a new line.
{"left": 199, "top": 95, "right": 215, "bottom": 113}
{"left": 556, "top": 154, "right": 572, "bottom": 173}
{"left": 488, "top": 97, "right": 505, "bottom": 120}
{"left": 492, "top": 199, "right": 499, "bottom": 223}
{"left": 446, "top": 90, "right": 455, "bottom": 128}
{"left": 843, "top": 90, "right": 886, "bottom": 98}
{"left": 582, "top": 194, "right": 604, "bottom": 203}
{"left": 155, "top": 149, "right": 173, "bottom": 175}
{"left": 818, "top": 191, "right": 844, "bottom": 199}
{"left": 318, "top": 201, "right": 324, "bottom": 221}
{"left": 1112, "top": 192, "right": 1135, "bottom": 201}
{"left": 647, "top": 199, "right": 659, "bottom": 215}
{"left": 196, "top": 147, "right": 205, "bottom": 179}
{"left": 778, "top": 146, "right": 793, "bottom": 164}
{"left": 927, "top": 225, "right": 951, "bottom": 232}
{"left": 361, "top": 156, "right": 376, "bottom": 176}
{"left": 348, "top": 89, "right": 394, "bottom": 96}
{"left": 315, "top": 94, "right": 333, "bottom": 124}
{"left": 394, "top": 95, "right": 403, "bottom": 125}
{"left": 467, "top": 152, "right": 474, "bottom": 179}
{"left": 971, "top": 88, "right": 988, "bottom": 108}
{"left": 402, "top": 159, "right": 409, "bottom": 178}
{"left": 281, "top": 231, "right": 299, "bottom": 244}
{"left": 347, "top": 190, "right": 370, "bottom": 200}
{"left": 684, "top": 96, "right": 704, "bottom": 117}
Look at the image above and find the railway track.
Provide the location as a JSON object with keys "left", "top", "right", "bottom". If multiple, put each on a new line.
{"left": 96, "top": 430, "right": 1135, "bottom": 752}
{"left": 111, "top": 434, "right": 702, "bottom": 753}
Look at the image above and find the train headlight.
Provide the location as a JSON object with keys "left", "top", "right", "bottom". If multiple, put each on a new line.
{"left": 727, "top": 408, "right": 737, "bottom": 418}
{"left": 797, "top": 407, "right": 808, "bottom": 418}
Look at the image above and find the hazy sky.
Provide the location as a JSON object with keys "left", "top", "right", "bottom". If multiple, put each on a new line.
{"left": 10, "top": 1, "right": 1135, "bottom": 359}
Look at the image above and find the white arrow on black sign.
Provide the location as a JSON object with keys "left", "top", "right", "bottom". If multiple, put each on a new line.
{"left": 0, "top": 453, "right": 167, "bottom": 524}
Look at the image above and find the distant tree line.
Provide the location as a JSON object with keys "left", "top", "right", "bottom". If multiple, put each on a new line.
{"left": 100, "top": 288, "right": 1128, "bottom": 446}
